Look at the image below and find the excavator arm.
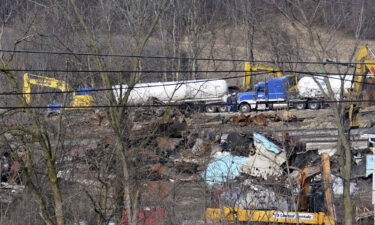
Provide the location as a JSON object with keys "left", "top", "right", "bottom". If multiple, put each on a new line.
{"left": 349, "top": 45, "right": 375, "bottom": 127}
{"left": 244, "top": 63, "right": 284, "bottom": 91}
{"left": 23, "top": 73, "right": 70, "bottom": 104}
{"left": 243, "top": 62, "right": 298, "bottom": 92}
{"left": 352, "top": 46, "right": 375, "bottom": 94}
{"left": 297, "top": 165, "right": 321, "bottom": 211}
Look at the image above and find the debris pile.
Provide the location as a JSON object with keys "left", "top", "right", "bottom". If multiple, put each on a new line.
{"left": 228, "top": 113, "right": 276, "bottom": 126}
{"left": 228, "top": 112, "right": 298, "bottom": 127}
{"left": 2, "top": 105, "right": 375, "bottom": 223}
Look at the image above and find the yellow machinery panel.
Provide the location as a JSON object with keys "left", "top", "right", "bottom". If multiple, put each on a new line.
{"left": 70, "top": 95, "right": 94, "bottom": 108}
{"left": 206, "top": 207, "right": 335, "bottom": 225}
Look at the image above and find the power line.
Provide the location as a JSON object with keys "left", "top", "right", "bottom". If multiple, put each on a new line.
{"left": 0, "top": 68, "right": 369, "bottom": 76}
{"left": 2, "top": 69, "right": 361, "bottom": 73}
{"left": 0, "top": 73, "right": 262, "bottom": 96}
{"left": 1, "top": 71, "right": 374, "bottom": 96}
{"left": 1, "top": 49, "right": 245, "bottom": 61}
{"left": 1, "top": 48, "right": 375, "bottom": 65}
{"left": 1, "top": 99, "right": 375, "bottom": 110}
{"left": 1, "top": 71, "right": 374, "bottom": 97}
{"left": 1, "top": 69, "right": 278, "bottom": 73}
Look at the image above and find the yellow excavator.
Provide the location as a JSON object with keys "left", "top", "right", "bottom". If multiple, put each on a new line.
{"left": 244, "top": 62, "right": 298, "bottom": 92}
{"left": 205, "top": 164, "right": 335, "bottom": 225}
{"left": 206, "top": 207, "right": 334, "bottom": 225}
{"left": 23, "top": 73, "right": 94, "bottom": 112}
{"left": 348, "top": 45, "right": 375, "bottom": 127}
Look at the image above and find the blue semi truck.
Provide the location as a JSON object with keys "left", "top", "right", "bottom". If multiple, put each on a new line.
{"left": 236, "top": 76, "right": 324, "bottom": 113}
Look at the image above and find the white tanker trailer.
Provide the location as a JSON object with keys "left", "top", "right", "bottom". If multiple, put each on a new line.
{"left": 113, "top": 79, "right": 229, "bottom": 112}
{"left": 297, "top": 75, "right": 353, "bottom": 100}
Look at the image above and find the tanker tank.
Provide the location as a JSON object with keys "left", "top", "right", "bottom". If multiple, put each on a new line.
{"left": 113, "top": 79, "right": 229, "bottom": 106}
{"left": 297, "top": 75, "right": 353, "bottom": 100}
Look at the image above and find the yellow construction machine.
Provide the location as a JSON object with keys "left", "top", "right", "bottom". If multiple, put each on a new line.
{"left": 206, "top": 207, "right": 334, "bottom": 225}
{"left": 348, "top": 45, "right": 375, "bottom": 127}
{"left": 205, "top": 163, "right": 335, "bottom": 225}
{"left": 205, "top": 180, "right": 334, "bottom": 224}
{"left": 23, "top": 73, "right": 94, "bottom": 112}
{"left": 243, "top": 62, "right": 298, "bottom": 92}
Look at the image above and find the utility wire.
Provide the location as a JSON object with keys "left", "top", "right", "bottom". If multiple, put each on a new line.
{"left": 1, "top": 99, "right": 375, "bottom": 110}
{"left": 2, "top": 69, "right": 251, "bottom": 73}
{"left": 1, "top": 48, "right": 375, "bottom": 65}
{"left": 1, "top": 71, "right": 373, "bottom": 96}
{"left": 0, "top": 72, "right": 268, "bottom": 96}
{"left": 1, "top": 69, "right": 362, "bottom": 73}
{"left": 0, "top": 68, "right": 369, "bottom": 76}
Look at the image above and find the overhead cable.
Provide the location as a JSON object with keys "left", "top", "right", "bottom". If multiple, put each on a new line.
{"left": 1, "top": 48, "right": 374, "bottom": 65}
{"left": 1, "top": 99, "right": 375, "bottom": 110}
{"left": 1, "top": 71, "right": 374, "bottom": 96}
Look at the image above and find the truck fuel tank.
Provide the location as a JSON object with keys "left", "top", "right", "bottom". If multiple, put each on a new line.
{"left": 271, "top": 103, "right": 289, "bottom": 109}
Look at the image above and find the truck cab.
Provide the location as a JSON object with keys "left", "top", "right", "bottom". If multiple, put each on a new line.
{"left": 237, "top": 76, "right": 295, "bottom": 113}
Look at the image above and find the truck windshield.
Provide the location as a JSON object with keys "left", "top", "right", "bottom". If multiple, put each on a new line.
{"left": 286, "top": 76, "right": 296, "bottom": 87}
{"left": 257, "top": 86, "right": 266, "bottom": 92}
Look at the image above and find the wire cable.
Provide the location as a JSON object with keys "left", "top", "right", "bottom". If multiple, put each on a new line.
{"left": 0, "top": 67, "right": 370, "bottom": 73}
{"left": 0, "top": 67, "right": 369, "bottom": 77}
{"left": 0, "top": 70, "right": 375, "bottom": 96}
{"left": 0, "top": 72, "right": 269, "bottom": 96}
{"left": 1, "top": 70, "right": 373, "bottom": 96}
{"left": 1, "top": 99, "right": 375, "bottom": 110}
{"left": 1, "top": 48, "right": 375, "bottom": 65}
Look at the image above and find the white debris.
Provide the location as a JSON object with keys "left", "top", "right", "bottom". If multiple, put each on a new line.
{"left": 241, "top": 133, "right": 286, "bottom": 180}
{"left": 221, "top": 181, "right": 291, "bottom": 211}
{"left": 192, "top": 138, "right": 204, "bottom": 155}
{"left": 331, "top": 175, "right": 359, "bottom": 195}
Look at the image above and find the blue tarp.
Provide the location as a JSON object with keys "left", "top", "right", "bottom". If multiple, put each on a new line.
{"left": 253, "top": 133, "right": 281, "bottom": 154}
{"left": 202, "top": 152, "right": 248, "bottom": 184}
{"left": 366, "top": 154, "right": 374, "bottom": 177}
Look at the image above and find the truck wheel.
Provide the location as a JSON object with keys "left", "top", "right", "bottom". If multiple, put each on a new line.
{"left": 239, "top": 103, "right": 251, "bottom": 113}
{"left": 295, "top": 102, "right": 306, "bottom": 110}
{"left": 218, "top": 105, "right": 228, "bottom": 112}
{"left": 308, "top": 101, "right": 320, "bottom": 110}
{"left": 205, "top": 105, "right": 217, "bottom": 113}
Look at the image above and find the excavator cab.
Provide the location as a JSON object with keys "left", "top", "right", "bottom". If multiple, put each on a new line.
{"left": 71, "top": 88, "right": 94, "bottom": 107}
{"left": 369, "top": 137, "right": 375, "bottom": 152}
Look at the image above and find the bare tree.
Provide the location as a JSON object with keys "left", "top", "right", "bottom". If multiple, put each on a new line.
{"left": 267, "top": 1, "right": 370, "bottom": 224}
{"left": 61, "top": 1, "right": 172, "bottom": 224}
